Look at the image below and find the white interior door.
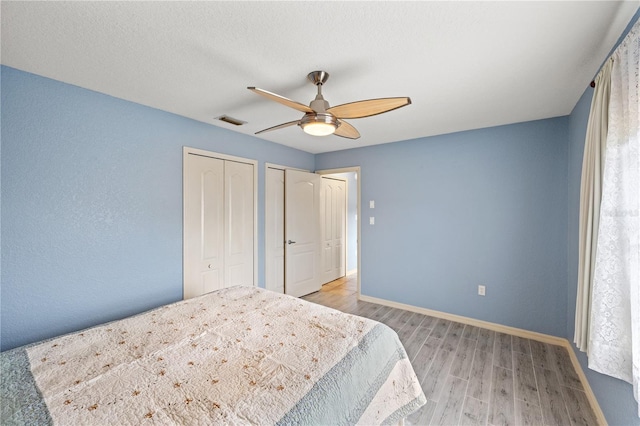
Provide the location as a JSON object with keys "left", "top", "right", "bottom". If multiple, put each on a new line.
{"left": 320, "top": 177, "right": 333, "bottom": 284}
{"left": 265, "top": 167, "right": 285, "bottom": 293}
{"left": 320, "top": 177, "right": 346, "bottom": 284}
{"left": 184, "top": 154, "right": 225, "bottom": 299}
{"left": 224, "top": 160, "right": 254, "bottom": 287}
{"left": 285, "top": 169, "right": 321, "bottom": 297}
{"left": 333, "top": 179, "right": 346, "bottom": 279}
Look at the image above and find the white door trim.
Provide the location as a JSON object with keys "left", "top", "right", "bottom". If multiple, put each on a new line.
{"left": 183, "top": 146, "right": 258, "bottom": 290}
{"left": 315, "top": 166, "right": 361, "bottom": 298}
{"left": 265, "top": 162, "right": 309, "bottom": 172}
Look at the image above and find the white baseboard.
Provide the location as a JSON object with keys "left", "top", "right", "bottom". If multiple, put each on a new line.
{"left": 563, "top": 347, "right": 607, "bottom": 426}
{"left": 357, "top": 293, "right": 607, "bottom": 425}
{"left": 358, "top": 294, "right": 566, "bottom": 345}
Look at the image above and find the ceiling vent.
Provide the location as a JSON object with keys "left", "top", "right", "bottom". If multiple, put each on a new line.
{"left": 216, "top": 115, "right": 246, "bottom": 126}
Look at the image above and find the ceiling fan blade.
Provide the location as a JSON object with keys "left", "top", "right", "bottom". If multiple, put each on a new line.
{"left": 248, "top": 87, "right": 313, "bottom": 113}
{"left": 334, "top": 120, "right": 360, "bottom": 139}
{"left": 255, "top": 120, "right": 299, "bottom": 135}
{"left": 327, "top": 97, "right": 411, "bottom": 119}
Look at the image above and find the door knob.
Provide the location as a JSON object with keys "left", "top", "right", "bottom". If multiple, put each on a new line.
{"left": 287, "top": 240, "right": 296, "bottom": 245}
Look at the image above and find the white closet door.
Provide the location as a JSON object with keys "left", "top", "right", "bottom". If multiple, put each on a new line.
{"left": 184, "top": 154, "right": 225, "bottom": 299}
{"left": 184, "top": 149, "right": 255, "bottom": 299}
{"left": 265, "top": 167, "right": 285, "bottom": 293}
{"left": 224, "top": 160, "right": 254, "bottom": 287}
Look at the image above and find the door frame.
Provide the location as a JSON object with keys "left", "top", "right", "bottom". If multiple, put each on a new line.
{"left": 183, "top": 146, "right": 258, "bottom": 290}
{"left": 315, "top": 166, "right": 361, "bottom": 298}
{"left": 264, "top": 164, "right": 361, "bottom": 298}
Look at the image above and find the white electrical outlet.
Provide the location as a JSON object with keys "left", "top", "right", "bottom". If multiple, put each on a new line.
{"left": 478, "top": 285, "right": 486, "bottom": 296}
{"left": 369, "top": 217, "right": 375, "bottom": 225}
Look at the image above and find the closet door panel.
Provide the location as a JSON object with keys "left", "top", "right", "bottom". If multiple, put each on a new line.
{"left": 184, "top": 154, "right": 225, "bottom": 299}
{"left": 225, "top": 160, "right": 254, "bottom": 287}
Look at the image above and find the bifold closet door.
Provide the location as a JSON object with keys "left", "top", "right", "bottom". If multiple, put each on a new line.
{"left": 184, "top": 153, "right": 254, "bottom": 300}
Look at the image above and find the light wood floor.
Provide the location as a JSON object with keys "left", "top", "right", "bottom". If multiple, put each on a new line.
{"left": 302, "top": 274, "right": 599, "bottom": 426}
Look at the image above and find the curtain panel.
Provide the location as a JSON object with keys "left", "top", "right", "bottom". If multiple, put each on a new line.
{"left": 574, "top": 59, "right": 612, "bottom": 352}
{"left": 586, "top": 19, "right": 640, "bottom": 417}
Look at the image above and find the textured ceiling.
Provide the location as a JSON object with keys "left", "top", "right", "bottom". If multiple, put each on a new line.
{"left": 2, "top": 1, "right": 638, "bottom": 154}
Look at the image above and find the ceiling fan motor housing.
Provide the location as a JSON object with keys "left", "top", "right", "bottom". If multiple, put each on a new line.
{"left": 310, "top": 98, "right": 329, "bottom": 113}
{"left": 299, "top": 113, "right": 339, "bottom": 127}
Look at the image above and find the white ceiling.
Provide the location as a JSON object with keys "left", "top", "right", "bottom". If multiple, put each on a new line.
{"left": 2, "top": 1, "right": 638, "bottom": 154}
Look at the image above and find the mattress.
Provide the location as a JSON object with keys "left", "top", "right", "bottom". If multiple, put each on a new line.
{"left": 1, "top": 286, "right": 425, "bottom": 425}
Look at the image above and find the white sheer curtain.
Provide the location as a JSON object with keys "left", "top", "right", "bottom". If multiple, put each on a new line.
{"left": 574, "top": 58, "right": 612, "bottom": 352}
{"left": 588, "top": 19, "right": 639, "bottom": 416}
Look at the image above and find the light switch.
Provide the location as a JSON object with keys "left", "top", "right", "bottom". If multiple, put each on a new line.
{"left": 369, "top": 217, "right": 375, "bottom": 225}
{"left": 369, "top": 200, "right": 375, "bottom": 209}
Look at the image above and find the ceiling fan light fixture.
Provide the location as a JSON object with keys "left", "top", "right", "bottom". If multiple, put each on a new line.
{"left": 303, "top": 122, "right": 336, "bottom": 136}
{"left": 300, "top": 113, "right": 338, "bottom": 136}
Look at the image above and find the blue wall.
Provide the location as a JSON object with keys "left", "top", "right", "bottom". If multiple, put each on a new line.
{"left": 0, "top": 66, "right": 314, "bottom": 351}
{"left": 317, "top": 119, "right": 569, "bottom": 337}
{"left": 2, "top": 65, "right": 570, "bottom": 343}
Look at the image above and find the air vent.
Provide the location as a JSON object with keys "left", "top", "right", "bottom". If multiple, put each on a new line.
{"left": 215, "top": 115, "right": 246, "bottom": 126}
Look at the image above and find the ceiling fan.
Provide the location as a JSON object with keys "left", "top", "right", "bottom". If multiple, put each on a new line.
{"left": 248, "top": 71, "right": 411, "bottom": 139}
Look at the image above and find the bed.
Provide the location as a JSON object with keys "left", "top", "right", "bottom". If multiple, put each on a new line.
{"left": 1, "top": 286, "right": 425, "bottom": 425}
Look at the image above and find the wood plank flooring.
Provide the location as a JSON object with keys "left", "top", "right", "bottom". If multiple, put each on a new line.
{"left": 302, "top": 275, "right": 599, "bottom": 426}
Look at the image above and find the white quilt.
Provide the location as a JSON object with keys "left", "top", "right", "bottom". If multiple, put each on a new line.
{"left": 18, "top": 287, "right": 425, "bottom": 425}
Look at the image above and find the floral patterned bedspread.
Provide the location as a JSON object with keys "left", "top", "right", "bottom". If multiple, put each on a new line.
{"left": 1, "top": 286, "right": 425, "bottom": 425}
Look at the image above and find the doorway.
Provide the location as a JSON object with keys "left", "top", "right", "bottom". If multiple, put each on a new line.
{"left": 317, "top": 168, "right": 359, "bottom": 298}
{"left": 265, "top": 165, "right": 322, "bottom": 297}
{"left": 265, "top": 164, "right": 360, "bottom": 298}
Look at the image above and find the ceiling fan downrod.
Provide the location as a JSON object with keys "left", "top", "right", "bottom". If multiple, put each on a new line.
{"left": 308, "top": 71, "right": 330, "bottom": 112}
